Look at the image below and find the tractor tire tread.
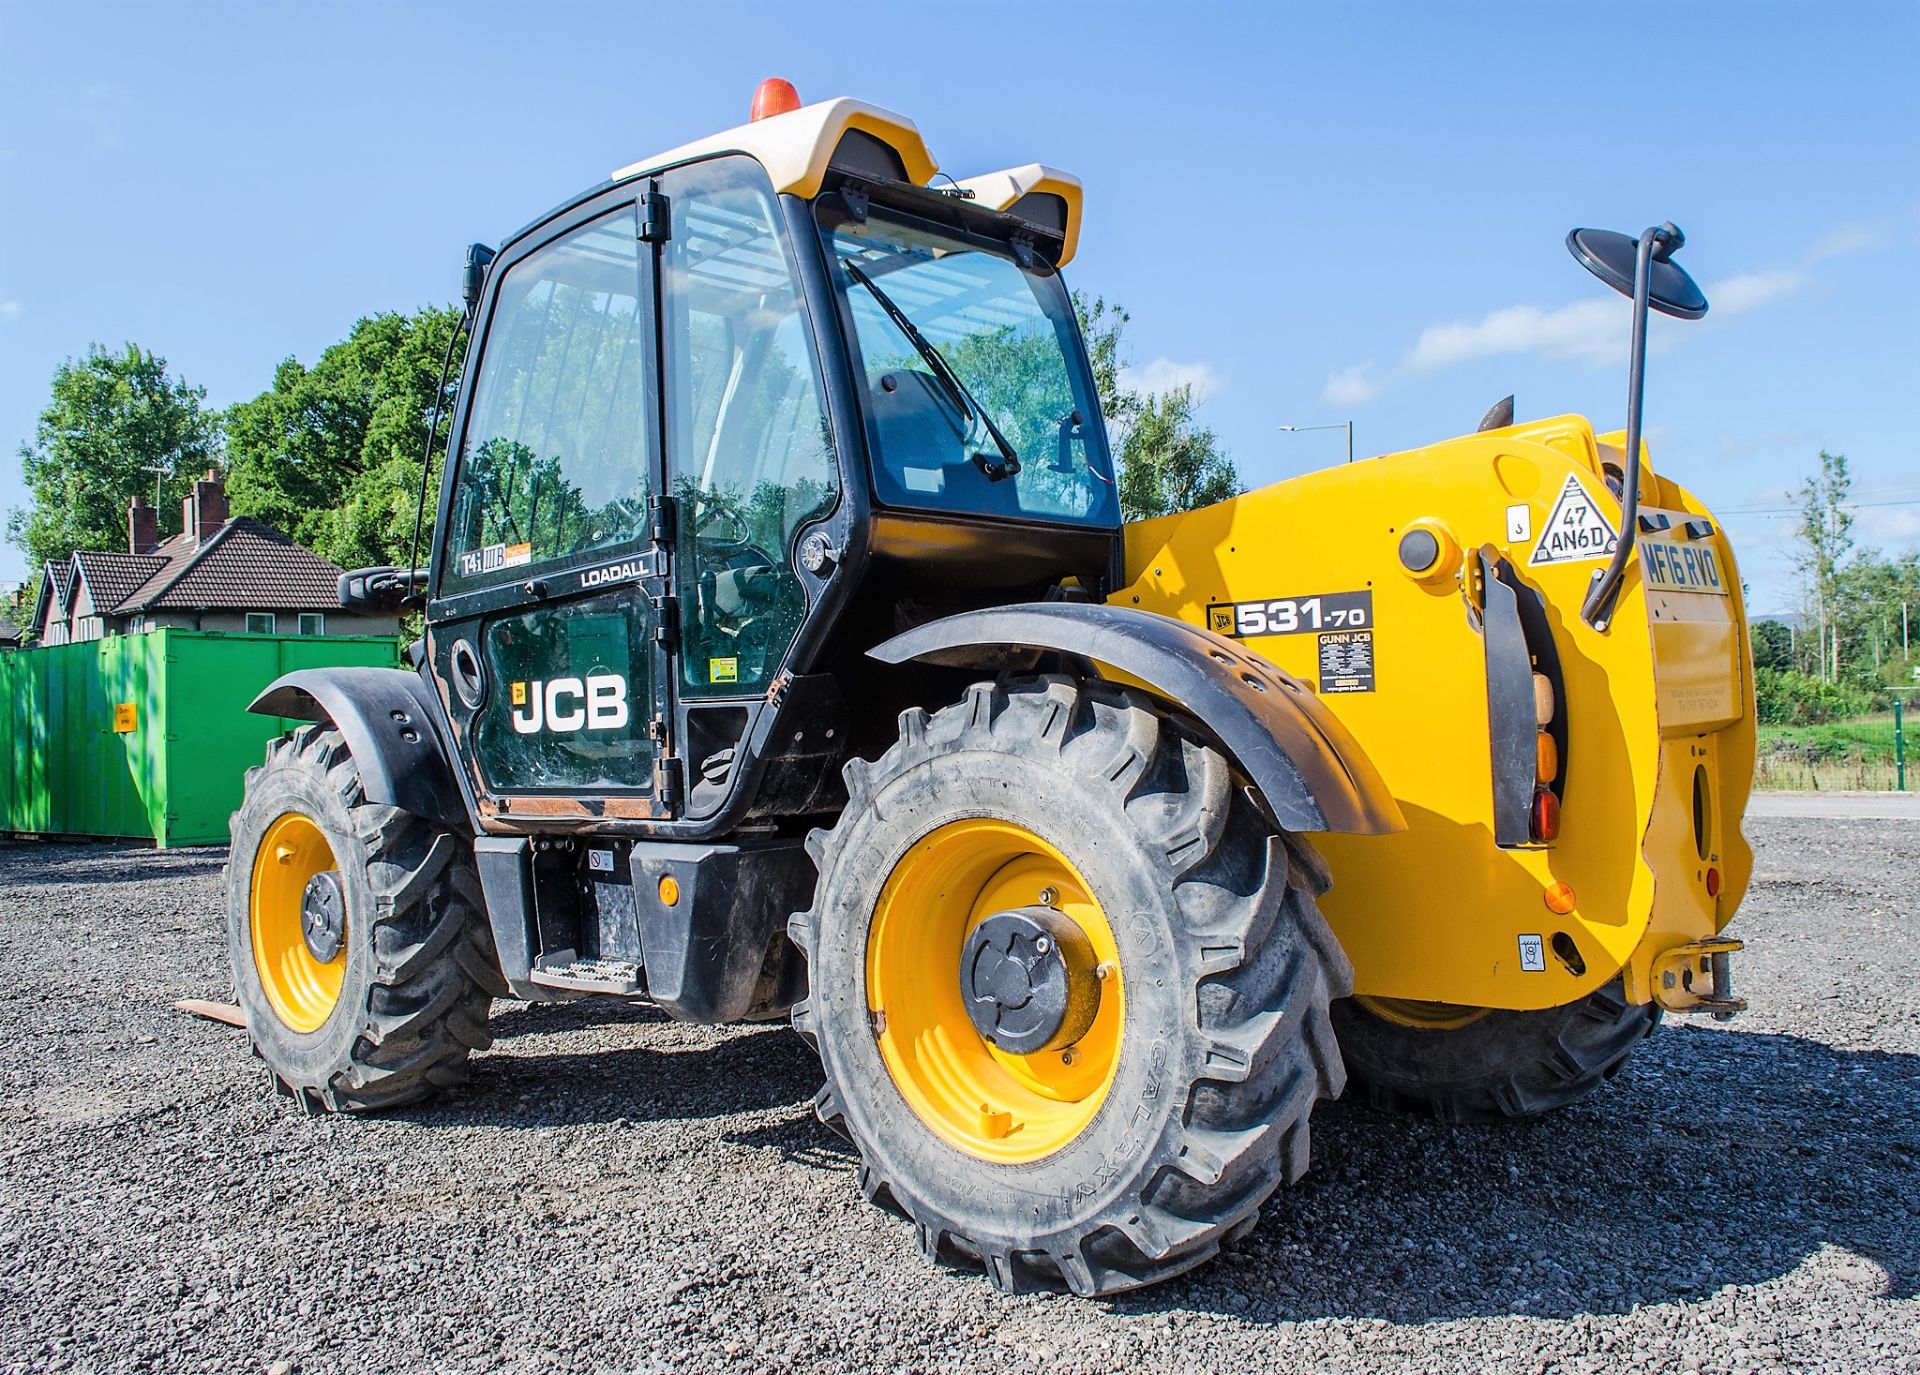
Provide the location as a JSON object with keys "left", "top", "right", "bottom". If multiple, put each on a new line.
{"left": 231, "top": 727, "right": 497, "bottom": 1114}
{"left": 790, "top": 675, "right": 1350, "bottom": 1296}
{"left": 1332, "top": 980, "right": 1660, "bottom": 1124}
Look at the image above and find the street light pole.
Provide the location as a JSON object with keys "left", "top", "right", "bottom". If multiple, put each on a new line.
{"left": 1277, "top": 421, "right": 1355, "bottom": 464}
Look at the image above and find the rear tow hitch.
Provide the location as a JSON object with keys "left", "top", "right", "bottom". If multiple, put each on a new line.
{"left": 1652, "top": 938, "right": 1746, "bottom": 1021}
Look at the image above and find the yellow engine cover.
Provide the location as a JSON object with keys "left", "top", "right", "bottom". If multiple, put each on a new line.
{"left": 1115, "top": 415, "right": 1755, "bottom": 1011}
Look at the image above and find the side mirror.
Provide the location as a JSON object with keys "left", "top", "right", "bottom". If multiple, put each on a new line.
{"left": 462, "top": 242, "right": 497, "bottom": 313}
{"left": 1567, "top": 224, "right": 1708, "bottom": 319}
{"left": 1565, "top": 222, "right": 1708, "bottom": 630}
{"left": 338, "top": 566, "right": 428, "bottom": 613}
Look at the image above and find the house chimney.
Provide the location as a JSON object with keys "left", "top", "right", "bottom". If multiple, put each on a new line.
{"left": 181, "top": 469, "right": 229, "bottom": 545}
{"left": 129, "top": 495, "right": 158, "bottom": 554}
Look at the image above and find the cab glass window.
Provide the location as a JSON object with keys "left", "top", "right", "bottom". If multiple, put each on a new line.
{"left": 444, "top": 207, "right": 654, "bottom": 591}
{"left": 818, "top": 202, "right": 1116, "bottom": 527}
{"left": 662, "top": 157, "right": 837, "bottom": 696}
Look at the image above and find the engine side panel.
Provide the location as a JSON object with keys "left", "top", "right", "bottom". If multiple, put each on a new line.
{"left": 1116, "top": 414, "right": 1754, "bottom": 1011}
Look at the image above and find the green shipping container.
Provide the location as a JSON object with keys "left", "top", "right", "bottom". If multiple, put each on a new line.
{"left": 0, "top": 630, "right": 402, "bottom": 847}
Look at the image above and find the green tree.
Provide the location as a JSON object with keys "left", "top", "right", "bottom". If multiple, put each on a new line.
{"left": 7, "top": 344, "right": 220, "bottom": 568}
{"left": 1749, "top": 618, "right": 1794, "bottom": 672}
{"left": 1115, "top": 385, "right": 1238, "bottom": 520}
{"left": 224, "top": 306, "right": 463, "bottom": 569}
{"left": 1792, "top": 450, "right": 1855, "bottom": 682}
{"left": 1075, "top": 295, "right": 1143, "bottom": 440}
{"left": 1071, "top": 292, "right": 1238, "bottom": 521}
{"left": 1834, "top": 549, "right": 1920, "bottom": 689}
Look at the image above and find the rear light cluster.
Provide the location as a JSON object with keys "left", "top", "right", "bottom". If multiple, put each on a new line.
{"left": 1530, "top": 671, "right": 1561, "bottom": 842}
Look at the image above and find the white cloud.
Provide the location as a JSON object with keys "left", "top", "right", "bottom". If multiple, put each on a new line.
{"left": 1404, "top": 296, "right": 1627, "bottom": 373}
{"left": 1806, "top": 220, "right": 1889, "bottom": 261}
{"left": 1308, "top": 216, "right": 1866, "bottom": 406}
{"left": 1706, "top": 269, "right": 1805, "bottom": 316}
{"left": 0, "top": 301, "right": 22, "bottom": 322}
{"left": 1860, "top": 507, "right": 1920, "bottom": 545}
{"left": 1120, "top": 357, "right": 1223, "bottom": 403}
{"left": 1322, "top": 360, "right": 1382, "bottom": 407}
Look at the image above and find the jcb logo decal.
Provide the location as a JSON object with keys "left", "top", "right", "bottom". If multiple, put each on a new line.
{"left": 509, "top": 675, "right": 630, "bottom": 734}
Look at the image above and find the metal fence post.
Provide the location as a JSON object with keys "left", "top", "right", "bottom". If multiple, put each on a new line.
{"left": 1897, "top": 695, "right": 1907, "bottom": 792}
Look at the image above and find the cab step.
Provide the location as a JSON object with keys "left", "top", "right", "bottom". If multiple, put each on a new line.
{"left": 528, "top": 951, "right": 644, "bottom": 995}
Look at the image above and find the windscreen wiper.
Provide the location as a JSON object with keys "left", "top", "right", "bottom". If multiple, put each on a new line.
{"left": 841, "top": 257, "right": 1022, "bottom": 481}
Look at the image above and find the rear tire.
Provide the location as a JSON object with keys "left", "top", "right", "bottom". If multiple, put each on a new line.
{"left": 789, "top": 676, "right": 1352, "bottom": 1295}
{"left": 225, "top": 725, "right": 505, "bottom": 1111}
{"left": 1330, "top": 983, "right": 1660, "bottom": 1123}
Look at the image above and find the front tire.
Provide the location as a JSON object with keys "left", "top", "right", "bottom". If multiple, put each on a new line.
{"left": 1330, "top": 983, "right": 1661, "bottom": 1123}
{"left": 226, "top": 725, "right": 504, "bottom": 1111}
{"left": 789, "top": 677, "right": 1352, "bottom": 1295}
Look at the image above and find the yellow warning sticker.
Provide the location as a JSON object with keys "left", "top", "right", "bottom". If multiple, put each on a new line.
{"left": 510, "top": 681, "right": 527, "bottom": 706}
{"left": 709, "top": 657, "right": 739, "bottom": 684}
{"left": 113, "top": 702, "right": 137, "bottom": 733}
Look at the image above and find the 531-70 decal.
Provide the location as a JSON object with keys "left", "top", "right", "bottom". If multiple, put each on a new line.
{"left": 1207, "top": 590, "right": 1372, "bottom": 639}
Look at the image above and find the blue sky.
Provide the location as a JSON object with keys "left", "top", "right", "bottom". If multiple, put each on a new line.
{"left": 1, "top": 1, "right": 1915, "bottom": 612}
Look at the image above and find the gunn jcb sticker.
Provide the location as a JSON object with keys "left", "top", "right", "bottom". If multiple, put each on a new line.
{"left": 1207, "top": 590, "right": 1372, "bottom": 639}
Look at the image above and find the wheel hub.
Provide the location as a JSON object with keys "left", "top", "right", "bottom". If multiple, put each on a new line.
{"left": 960, "top": 905, "right": 1101, "bottom": 1054}
{"left": 300, "top": 870, "right": 346, "bottom": 964}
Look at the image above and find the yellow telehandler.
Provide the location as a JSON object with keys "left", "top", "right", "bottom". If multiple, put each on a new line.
{"left": 226, "top": 80, "right": 1754, "bottom": 1295}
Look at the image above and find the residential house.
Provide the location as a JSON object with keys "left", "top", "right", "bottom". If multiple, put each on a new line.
{"left": 26, "top": 472, "right": 400, "bottom": 646}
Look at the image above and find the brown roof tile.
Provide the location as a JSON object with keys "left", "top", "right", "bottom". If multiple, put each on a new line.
{"left": 73, "top": 550, "right": 167, "bottom": 613}
{"left": 45, "top": 560, "right": 74, "bottom": 608}
{"left": 117, "top": 518, "right": 345, "bottom": 613}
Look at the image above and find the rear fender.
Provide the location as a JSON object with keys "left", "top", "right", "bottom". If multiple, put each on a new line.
{"left": 870, "top": 603, "right": 1405, "bottom": 836}
{"left": 249, "top": 667, "right": 468, "bottom": 830}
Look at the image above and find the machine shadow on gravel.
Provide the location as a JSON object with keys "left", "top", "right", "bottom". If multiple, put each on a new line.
{"left": 381, "top": 1006, "right": 1917, "bottom": 1319}
{"left": 395, "top": 1021, "right": 824, "bottom": 1130}
{"left": 1112, "top": 1022, "right": 1917, "bottom": 1324}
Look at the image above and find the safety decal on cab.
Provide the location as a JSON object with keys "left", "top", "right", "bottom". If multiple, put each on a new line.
{"left": 1206, "top": 590, "right": 1372, "bottom": 639}
{"left": 1527, "top": 475, "right": 1618, "bottom": 566}
{"left": 457, "top": 541, "right": 532, "bottom": 578}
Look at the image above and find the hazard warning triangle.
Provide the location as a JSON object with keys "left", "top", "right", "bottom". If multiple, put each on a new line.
{"left": 1528, "top": 474, "right": 1619, "bottom": 566}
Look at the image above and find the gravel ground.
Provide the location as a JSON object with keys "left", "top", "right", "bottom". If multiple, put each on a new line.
{"left": 1, "top": 815, "right": 1915, "bottom": 1375}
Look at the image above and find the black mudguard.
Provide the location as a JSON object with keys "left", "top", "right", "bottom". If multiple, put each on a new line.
{"left": 871, "top": 602, "right": 1404, "bottom": 836}
{"left": 248, "top": 667, "right": 468, "bottom": 830}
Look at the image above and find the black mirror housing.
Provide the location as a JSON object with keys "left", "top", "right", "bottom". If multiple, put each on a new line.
{"left": 338, "top": 565, "right": 427, "bottom": 613}
{"left": 462, "top": 242, "right": 497, "bottom": 312}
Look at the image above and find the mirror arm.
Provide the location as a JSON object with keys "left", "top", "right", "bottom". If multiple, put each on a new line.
{"left": 1580, "top": 225, "right": 1665, "bottom": 631}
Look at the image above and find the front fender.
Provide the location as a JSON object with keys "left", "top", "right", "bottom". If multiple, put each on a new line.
{"left": 249, "top": 667, "right": 468, "bottom": 831}
{"left": 870, "top": 603, "right": 1404, "bottom": 836}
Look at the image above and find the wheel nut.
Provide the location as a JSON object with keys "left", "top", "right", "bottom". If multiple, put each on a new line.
{"left": 1096, "top": 962, "right": 1116, "bottom": 982}
{"left": 1038, "top": 886, "right": 1059, "bottom": 906}
{"left": 1061, "top": 1048, "right": 1078, "bottom": 1066}
{"left": 1035, "top": 936, "right": 1051, "bottom": 954}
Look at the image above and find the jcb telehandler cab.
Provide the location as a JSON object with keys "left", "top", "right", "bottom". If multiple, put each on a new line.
{"left": 228, "top": 81, "right": 1756, "bottom": 1296}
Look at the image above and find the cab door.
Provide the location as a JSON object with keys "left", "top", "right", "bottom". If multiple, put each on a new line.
{"left": 429, "top": 195, "right": 676, "bottom": 821}
{"left": 655, "top": 157, "right": 838, "bottom": 708}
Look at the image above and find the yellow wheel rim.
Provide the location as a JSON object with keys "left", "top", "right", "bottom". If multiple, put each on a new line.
{"left": 1355, "top": 994, "right": 1491, "bottom": 1031}
{"left": 249, "top": 812, "right": 345, "bottom": 1034}
{"left": 866, "top": 818, "right": 1123, "bottom": 1164}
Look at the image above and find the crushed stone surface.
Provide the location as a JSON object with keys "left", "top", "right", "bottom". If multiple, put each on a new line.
{"left": 0, "top": 815, "right": 1914, "bottom": 1374}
